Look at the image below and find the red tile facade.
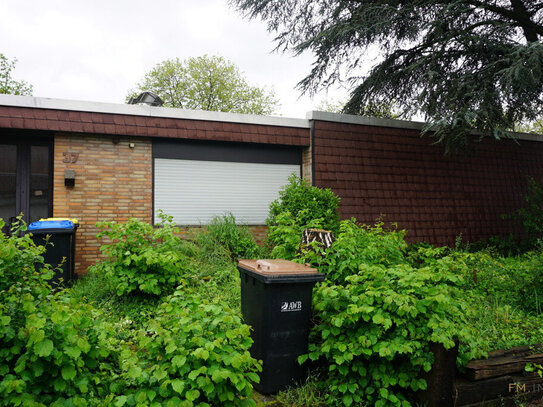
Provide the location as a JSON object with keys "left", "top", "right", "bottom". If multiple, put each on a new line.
{"left": 312, "top": 120, "right": 543, "bottom": 245}
{"left": 0, "top": 106, "right": 309, "bottom": 147}
{"left": 4, "top": 99, "right": 543, "bottom": 266}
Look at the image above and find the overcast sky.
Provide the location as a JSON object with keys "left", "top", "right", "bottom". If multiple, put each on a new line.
{"left": 0, "top": 0, "right": 350, "bottom": 118}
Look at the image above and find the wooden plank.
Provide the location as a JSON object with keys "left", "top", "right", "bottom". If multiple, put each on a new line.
{"left": 465, "top": 346, "right": 543, "bottom": 381}
{"left": 454, "top": 376, "right": 512, "bottom": 406}
{"left": 454, "top": 373, "right": 543, "bottom": 406}
{"left": 486, "top": 345, "right": 540, "bottom": 359}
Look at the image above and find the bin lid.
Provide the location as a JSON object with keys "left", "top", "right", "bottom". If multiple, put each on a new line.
{"left": 238, "top": 259, "right": 324, "bottom": 284}
{"left": 40, "top": 217, "right": 79, "bottom": 224}
{"left": 28, "top": 220, "right": 75, "bottom": 231}
{"left": 239, "top": 259, "right": 317, "bottom": 275}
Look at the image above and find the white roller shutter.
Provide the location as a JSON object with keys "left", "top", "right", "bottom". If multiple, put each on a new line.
{"left": 154, "top": 158, "right": 300, "bottom": 225}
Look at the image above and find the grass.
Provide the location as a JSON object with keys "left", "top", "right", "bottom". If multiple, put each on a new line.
{"left": 275, "top": 374, "right": 327, "bottom": 407}
{"left": 66, "top": 221, "right": 543, "bottom": 406}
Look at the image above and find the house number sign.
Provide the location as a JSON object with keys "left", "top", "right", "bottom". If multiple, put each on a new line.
{"left": 62, "top": 152, "right": 79, "bottom": 163}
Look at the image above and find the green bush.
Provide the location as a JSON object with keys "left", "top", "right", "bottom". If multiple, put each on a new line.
{"left": 302, "top": 259, "right": 475, "bottom": 407}
{"left": 457, "top": 250, "right": 543, "bottom": 315}
{"left": 118, "top": 288, "right": 261, "bottom": 407}
{"left": 509, "top": 176, "right": 543, "bottom": 246}
{"left": 90, "top": 213, "right": 189, "bottom": 296}
{"left": 300, "top": 220, "right": 407, "bottom": 284}
{"left": 266, "top": 210, "right": 323, "bottom": 259}
{"left": 0, "top": 216, "right": 55, "bottom": 294}
{"left": 0, "top": 218, "right": 118, "bottom": 406}
{"left": 267, "top": 175, "right": 340, "bottom": 251}
{"left": 205, "top": 214, "right": 261, "bottom": 260}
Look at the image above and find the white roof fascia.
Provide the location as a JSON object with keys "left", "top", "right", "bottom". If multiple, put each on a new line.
{"left": 306, "top": 110, "right": 543, "bottom": 143}
{"left": 0, "top": 94, "right": 310, "bottom": 129}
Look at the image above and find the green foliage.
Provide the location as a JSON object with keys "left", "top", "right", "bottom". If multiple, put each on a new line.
{"left": 232, "top": 0, "right": 543, "bottom": 150}
{"left": 316, "top": 98, "right": 399, "bottom": 119}
{"left": 267, "top": 175, "right": 340, "bottom": 255}
{"left": 458, "top": 234, "right": 531, "bottom": 257}
{"left": 119, "top": 288, "right": 260, "bottom": 407}
{"left": 127, "top": 55, "right": 278, "bottom": 115}
{"left": 300, "top": 220, "right": 407, "bottom": 284}
{"left": 464, "top": 298, "right": 543, "bottom": 355}
{"left": 0, "top": 217, "right": 54, "bottom": 294}
{"left": 0, "top": 218, "right": 118, "bottom": 406}
{"left": 0, "top": 54, "right": 32, "bottom": 96}
{"left": 412, "top": 247, "right": 543, "bottom": 353}
{"left": 282, "top": 220, "right": 480, "bottom": 405}
{"left": 90, "top": 213, "right": 189, "bottom": 296}
{"left": 268, "top": 175, "right": 340, "bottom": 232}
{"left": 205, "top": 214, "right": 261, "bottom": 260}
{"left": 526, "top": 362, "right": 543, "bottom": 378}
{"left": 303, "top": 259, "right": 474, "bottom": 407}
{"left": 266, "top": 210, "right": 323, "bottom": 260}
{"left": 275, "top": 374, "right": 326, "bottom": 407}
{"left": 510, "top": 177, "right": 543, "bottom": 246}
{"left": 457, "top": 250, "right": 543, "bottom": 316}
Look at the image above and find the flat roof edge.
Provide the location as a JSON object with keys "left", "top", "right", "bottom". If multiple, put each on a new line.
{"left": 306, "top": 110, "right": 543, "bottom": 143}
{"left": 0, "top": 94, "right": 310, "bottom": 129}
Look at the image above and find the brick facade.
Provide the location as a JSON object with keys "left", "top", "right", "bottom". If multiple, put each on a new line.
{"left": 53, "top": 134, "right": 152, "bottom": 272}
{"left": 312, "top": 120, "right": 543, "bottom": 245}
{"left": 5, "top": 95, "right": 543, "bottom": 271}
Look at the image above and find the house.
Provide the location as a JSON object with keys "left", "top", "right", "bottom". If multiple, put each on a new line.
{"left": 1, "top": 94, "right": 542, "bottom": 273}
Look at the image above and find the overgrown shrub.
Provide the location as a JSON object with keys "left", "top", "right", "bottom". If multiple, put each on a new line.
{"left": 509, "top": 176, "right": 543, "bottom": 246}
{"left": 267, "top": 210, "right": 325, "bottom": 259}
{"left": 0, "top": 218, "right": 118, "bottom": 406}
{"left": 300, "top": 220, "right": 407, "bottom": 284}
{"left": 205, "top": 214, "right": 261, "bottom": 260}
{"left": 90, "top": 213, "right": 189, "bottom": 296}
{"left": 267, "top": 175, "right": 340, "bottom": 252}
{"left": 457, "top": 250, "right": 543, "bottom": 315}
{"left": 117, "top": 288, "right": 261, "bottom": 406}
{"left": 0, "top": 216, "right": 55, "bottom": 294}
{"left": 303, "top": 259, "right": 476, "bottom": 407}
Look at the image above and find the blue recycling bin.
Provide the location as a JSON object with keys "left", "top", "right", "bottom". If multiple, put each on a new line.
{"left": 28, "top": 219, "right": 78, "bottom": 285}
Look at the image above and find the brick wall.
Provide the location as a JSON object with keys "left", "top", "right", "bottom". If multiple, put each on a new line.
{"left": 53, "top": 134, "right": 152, "bottom": 272}
{"left": 313, "top": 120, "right": 543, "bottom": 245}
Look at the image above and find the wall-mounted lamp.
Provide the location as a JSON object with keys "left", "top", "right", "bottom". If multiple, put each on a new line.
{"left": 64, "top": 169, "right": 75, "bottom": 187}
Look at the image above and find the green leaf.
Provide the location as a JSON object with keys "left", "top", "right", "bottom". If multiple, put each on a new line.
{"left": 114, "top": 395, "right": 128, "bottom": 407}
{"left": 34, "top": 339, "right": 54, "bottom": 357}
{"left": 186, "top": 389, "right": 200, "bottom": 401}
{"left": 171, "top": 379, "right": 185, "bottom": 394}
{"left": 61, "top": 365, "right": 76, "bottom": 381}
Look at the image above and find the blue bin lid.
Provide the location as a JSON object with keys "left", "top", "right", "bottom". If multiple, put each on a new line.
{"left": 28, "top": 220, "right": 75, "bottom": 231}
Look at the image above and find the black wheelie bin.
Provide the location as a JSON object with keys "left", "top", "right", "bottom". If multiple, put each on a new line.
{"left": 28, "top": 218, "right": 78, "bottom": 286}
{"left": 237, "top": 259, "right": 325, "bottom": 394}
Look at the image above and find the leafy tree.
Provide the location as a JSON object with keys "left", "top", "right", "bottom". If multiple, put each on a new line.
{"left": 0, "top": 53, "right": 32, "bottom": 96}
{"left": 316, "top": 98, "right": 399, "bottom": 118}
{"left": 127, "top": 55, "right": 278, "bottom": 115}
{"left": 232, "top": 0, "right": 543, "bottom": 149}
{"left": 516, "top": 118, "right": 543, "bottom": 134}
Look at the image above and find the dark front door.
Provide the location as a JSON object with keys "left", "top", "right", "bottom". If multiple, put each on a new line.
{"left": 0, "top": 137, "right": 53, "bottom": 232}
